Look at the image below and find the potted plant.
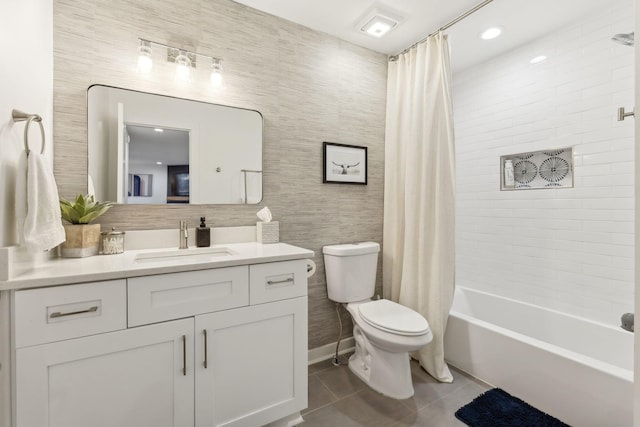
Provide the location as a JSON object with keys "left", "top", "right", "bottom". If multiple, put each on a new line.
{"left": 59, "top": 194, "right": 113, "bottom": 258}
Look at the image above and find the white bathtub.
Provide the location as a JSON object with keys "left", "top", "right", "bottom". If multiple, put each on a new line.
{"left": 444, "top": 286, "right": 634, "bottom": 427}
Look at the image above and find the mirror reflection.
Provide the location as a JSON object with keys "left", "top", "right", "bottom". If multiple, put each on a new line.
{"left": 128, "top": 174, "right": 153, "bottom": 198}
{"left": 88, "top": 85, "right": 263, "bottom": 205}
{"left": 126, "top": 125, "right": 189, "bottom": 203}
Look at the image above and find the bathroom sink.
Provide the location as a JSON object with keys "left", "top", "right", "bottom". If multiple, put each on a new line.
{"left": 134, "top": 247, "right": 236, "bottom": 264}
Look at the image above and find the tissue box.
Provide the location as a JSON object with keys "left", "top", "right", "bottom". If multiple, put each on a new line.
{"left": 257, "top": 221, "right": 279, "bottom": 244}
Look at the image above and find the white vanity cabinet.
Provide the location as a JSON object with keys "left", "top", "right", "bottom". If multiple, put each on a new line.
{"left": 10, "top": 257, "right": 309, "bottom": 427}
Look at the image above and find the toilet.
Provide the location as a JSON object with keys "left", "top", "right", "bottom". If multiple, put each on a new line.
{"left": 323, "top": 242, "right": 433, "bottom": 399}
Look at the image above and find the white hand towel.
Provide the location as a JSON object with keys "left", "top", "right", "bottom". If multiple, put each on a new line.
{"left": 15, "top": 151, "right": 28, "bottom": 243}
{"left": 21, "top": 152, "right": 66, "bottom": 252}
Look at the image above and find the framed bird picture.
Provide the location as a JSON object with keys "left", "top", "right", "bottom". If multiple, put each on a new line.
{"left": 323, "top": 142, "right": 368, "bottom": 185}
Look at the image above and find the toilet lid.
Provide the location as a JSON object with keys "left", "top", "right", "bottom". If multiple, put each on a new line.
{"left": 357, "top": 299, "right": 430, "bottom": 337}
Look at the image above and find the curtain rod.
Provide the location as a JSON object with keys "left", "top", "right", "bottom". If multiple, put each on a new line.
{"left": 389, "top": 0, "right": 495, "bottom": 61}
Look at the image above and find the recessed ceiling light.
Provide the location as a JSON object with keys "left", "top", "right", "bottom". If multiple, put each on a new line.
{"left": 156, "top": 161, "right": 162, "bottom": 165}
{"left": 362, "top": 16, "right": 396, "bottom": 38}
{"left": 481, "top": 27, "right": 502, "bottom": 40}
{"left": 154, "top": 128, "right": 164, "bottom": 132}
{"left": 358, "top": 8, "right": 402, "bottom": 39}
{"left": 530, "top": 55, "right": 547, "bottom": 64}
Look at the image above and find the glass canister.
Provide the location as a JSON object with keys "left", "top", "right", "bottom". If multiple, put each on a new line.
{"left": 100, "top": 227, "right": 125, "bottom": 255}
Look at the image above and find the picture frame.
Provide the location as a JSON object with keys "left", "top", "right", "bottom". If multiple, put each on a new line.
{"left": 323, "top": 142, "right": 368, "bottom": 185}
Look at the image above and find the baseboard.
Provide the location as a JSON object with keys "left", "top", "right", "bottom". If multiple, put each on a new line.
{"left": 308, "top": 336, "right": 355, "bottom": 365}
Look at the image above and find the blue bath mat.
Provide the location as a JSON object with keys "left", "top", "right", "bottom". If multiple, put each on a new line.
{"left": 455, "top": 388, "right": 570, "bottom": 427}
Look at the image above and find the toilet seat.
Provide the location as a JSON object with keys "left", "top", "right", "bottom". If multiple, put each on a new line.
{"left": 357, "top": 299, "right": 430, "bottom": 337}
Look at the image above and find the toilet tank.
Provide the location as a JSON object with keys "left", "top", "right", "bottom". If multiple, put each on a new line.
{"left": 323, "top": 242, "right": 380, "bottom": 303}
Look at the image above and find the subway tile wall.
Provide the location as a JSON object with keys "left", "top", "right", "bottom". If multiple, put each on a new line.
{"left": 452, "top": 1, "right": 634, "bottom": 325}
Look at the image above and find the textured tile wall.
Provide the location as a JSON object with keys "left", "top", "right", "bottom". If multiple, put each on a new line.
{"left": 53, "top": 0, "right": 387, "bottom": 349}
{"left": 453, "top": 1, "right": 634, "bottom": 325}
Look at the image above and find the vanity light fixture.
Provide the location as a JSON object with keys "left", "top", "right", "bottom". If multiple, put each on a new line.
{"left": 210, "top": 58, "right": 223, "bottom": 88}
{"left": 480, "top": 27, "right": 502, "bottom": 40}
{"left": 136, "top": 38, "right": 223, "bottom": 88}
{"left": 137, "top": 40, "right": 153, "bottom": 73}
{"left": 358, "top": 8, "right": 402, "bottom": 38}
{"left": 174, "top": 50, "right": 192, "bottom": 82}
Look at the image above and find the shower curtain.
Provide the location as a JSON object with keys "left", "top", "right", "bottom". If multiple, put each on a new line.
{"left": 383, "top": 32, "right": 456, "bottom": 383}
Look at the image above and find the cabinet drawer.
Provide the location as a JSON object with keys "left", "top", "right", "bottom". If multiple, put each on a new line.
{"left": 249, "top": 260, "right": 307, "bottom": 304}
{"left": 14, "top": 280, "right": 127, "bottom": 348}
{"left": 128, "top": 266, "right": 249, "bottom": 327}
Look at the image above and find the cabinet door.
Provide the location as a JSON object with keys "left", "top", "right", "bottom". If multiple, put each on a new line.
{"left": 195, "top": 297, "right": 307, "bottom": 427}
{"left": 15, "top": 318, "right": 195, "bottom": 427}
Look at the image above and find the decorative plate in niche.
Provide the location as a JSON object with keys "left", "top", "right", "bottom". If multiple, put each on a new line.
{"left": 500, "top": 147, "right": 573, "bottom": 191}
{"left": 539, "top": 157, "right": 569, "bottom": 182}
{"left": 514, "top": 160, "right": 537, "bottom": 184}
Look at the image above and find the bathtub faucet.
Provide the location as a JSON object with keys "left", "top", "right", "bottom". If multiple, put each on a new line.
{"left": 620, "top": 313, "right": 634, "bottom": 333}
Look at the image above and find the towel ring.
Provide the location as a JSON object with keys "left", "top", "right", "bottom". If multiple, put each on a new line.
{"left": 12, "top": 109, "right": 45, "bottom": 155}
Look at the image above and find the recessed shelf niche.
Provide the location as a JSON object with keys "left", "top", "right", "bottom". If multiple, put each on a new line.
{"left": 500, "top": 147, "right": 573, "bottom": 191}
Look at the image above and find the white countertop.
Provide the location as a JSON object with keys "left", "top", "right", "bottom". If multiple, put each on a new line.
{"left": 0, "top": 242, "right": 314, "bottom": 291}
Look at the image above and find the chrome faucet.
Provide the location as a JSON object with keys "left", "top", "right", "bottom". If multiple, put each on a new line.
{"left": 179, "top": 220, "right": 189, "bottom": 249}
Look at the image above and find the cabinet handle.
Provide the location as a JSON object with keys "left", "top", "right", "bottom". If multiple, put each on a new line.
{"left": 267, "top": 277, "right": 294, "bottom": 285}
{"left": 182, "top": 335, "right": 187, "bottom": 376}
{"left": 49, "top": 306, "right": 98, "bottom": 319}
{"left": 203, "top": 329, "right": 208, "bottom": 369}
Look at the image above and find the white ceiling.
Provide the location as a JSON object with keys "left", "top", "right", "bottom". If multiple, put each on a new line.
{"left": 232, "top": 0, "right": 623, "bottom": 72}
{"left": 126, "top": 125, "right": 189, "bottom": 166}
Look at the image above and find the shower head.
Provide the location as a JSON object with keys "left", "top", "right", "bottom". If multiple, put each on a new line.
{"left": 612, "top": 32, "right": 634, "bottom": 46}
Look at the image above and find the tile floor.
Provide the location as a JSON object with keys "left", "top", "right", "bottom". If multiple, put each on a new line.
{"left": 302, "top": 355, "right": 491, "bottom": 427}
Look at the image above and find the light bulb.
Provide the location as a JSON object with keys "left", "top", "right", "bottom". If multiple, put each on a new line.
{"left": 175, "top": 51, "right": 192, "bottom": 81}
{"left": 137, "top": 41, "right": 153, "bottom": 73}
{"left": 210, "top": 59, "right": 223, "bottom": 88}
{"left": 365, "top": 21, "right": 392, "bottom": 38}
{"left": 210, "top": 71, "right": 223, "bottom": 87}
